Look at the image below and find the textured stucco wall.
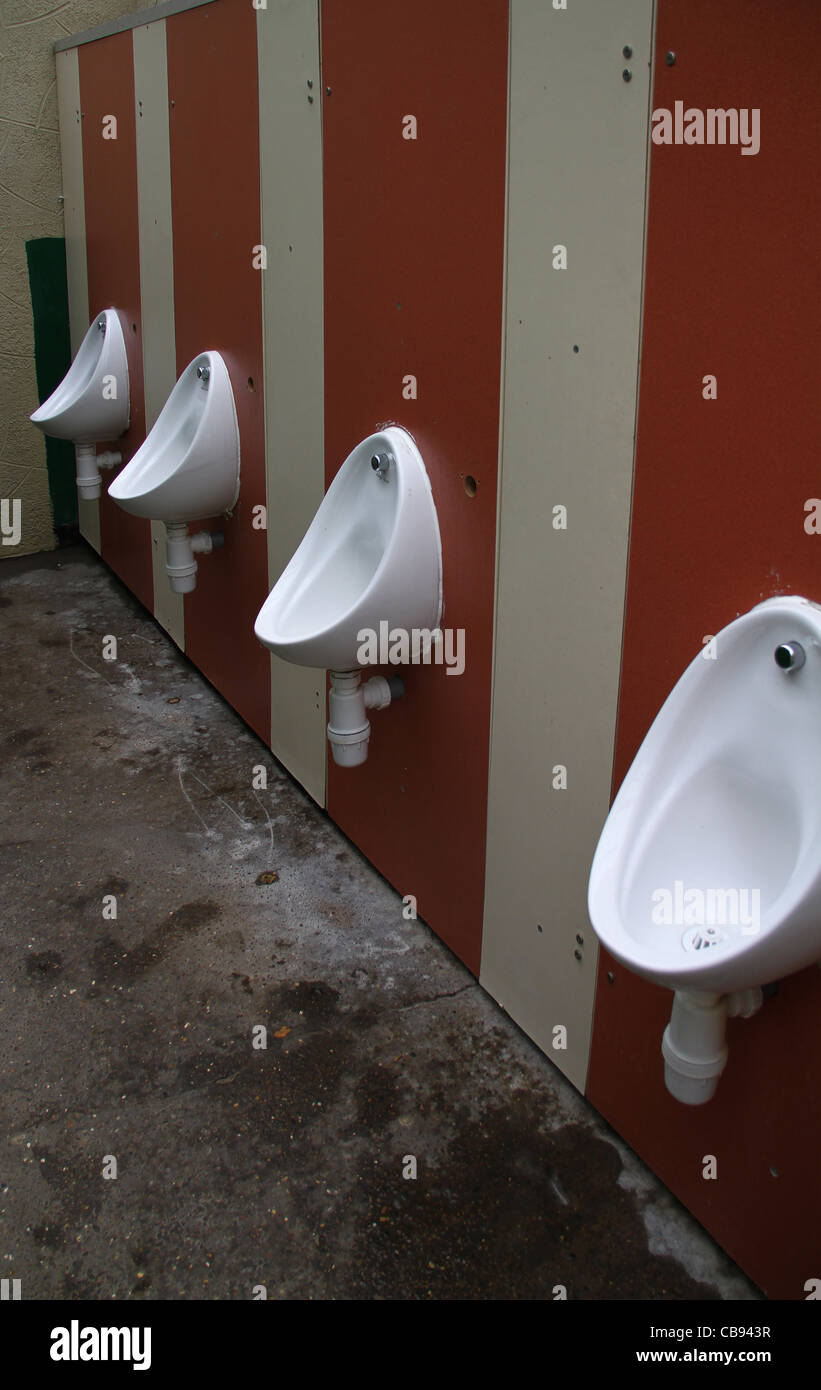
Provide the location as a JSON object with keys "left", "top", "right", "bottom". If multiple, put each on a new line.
{"left": 0, "top": 0, "right": 157, "bottom": 559}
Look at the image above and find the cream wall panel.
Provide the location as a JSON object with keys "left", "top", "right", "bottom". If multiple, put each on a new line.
{"left": 257, "top": 2, "right": 326, "bottom": 805}
{"left": 481, "top": 0, "right": 655, "bottom": 1090}
{"left": 55, "top": 47, "right": 99, "bottom": 554}
{"left": 132, "top": 20, "right": 184, "bottom": 650}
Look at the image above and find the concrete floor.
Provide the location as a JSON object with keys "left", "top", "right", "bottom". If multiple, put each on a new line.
{"left": 0, "top": 546, "right": 762, "bottom": 1301}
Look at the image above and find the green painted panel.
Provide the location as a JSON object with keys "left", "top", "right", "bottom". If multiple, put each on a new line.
{"left": 26, "top": 238, "right": 78, "bottom": 536}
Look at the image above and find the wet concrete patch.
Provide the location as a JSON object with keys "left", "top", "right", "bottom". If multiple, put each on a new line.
{"left": 0, "top": 548, "right": 762, "bottom": 1301}
{"left": 90, "top": 900, "right": 222, "bottom": 987}
{"left": 344, "top": 1104, "right": 723, "bottom": 1301}
{"left": 25, "top": 950, "right": 64, "bottom": 980}
{"left": 4, "top": 726, "right": 48, "bottom": 749}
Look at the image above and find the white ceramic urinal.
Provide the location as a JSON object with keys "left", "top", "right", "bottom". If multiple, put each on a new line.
{"left": 254, "top": 425, "right": 443, "bottom": 766}
{"left": 588, "top": 596, "right": 821, "bottom": 1104}
{"left": 108, "top": 351, "right": 240, "bottom": 593}
{"left": 30, "top": 308, "right": 130, "bottom": 499}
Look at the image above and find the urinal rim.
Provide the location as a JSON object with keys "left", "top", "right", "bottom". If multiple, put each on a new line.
{"left": 588, "top": 594, "right": 821, "bottom": 988}
{"left": 256, "top": 423, "right": 442, "bottom": 656}
{"left": 108, "top": 348, "right": 240, "bottom": 519}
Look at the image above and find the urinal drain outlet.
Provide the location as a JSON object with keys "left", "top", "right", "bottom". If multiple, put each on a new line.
{"left": 681, "top": 925, "right": 728, "bottom": 953}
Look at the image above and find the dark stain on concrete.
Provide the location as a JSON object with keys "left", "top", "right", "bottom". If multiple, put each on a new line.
{"left": 354, "top": 1062, "right": 402, "bottom": 1135}
{"left": 0, "top": 550, "right": 762, "bottom": 1302}
{"left": 27, "top": 759, "right": 54, "bottom": 775}
{"left": 104, "top": 876, "right": 130, "bottom": 897}
{"left": 345, "top": 1102, "right": 722, "bottom": 1301}
{"left": 277, "top": 806, "right": 330, "bottom": 859}
{"left": 61, "top": 875, "right": 129, "bottom": 916}
{"left": 30, "top": 1222, "right": 65, "bottom": 1250}
{"left": 31, "top": 1143, "right": 106, "bottom": 1225}
{"left": 166, "top": 901, "right": 221, "bottom": 934}
{"left": 90, "top": 899, "right": 221, "bottom": 988}
{"left": 26, "top": 950, "right": 64, "bottom": 980}
{"left": 269, "top": 979, "right": 341, "bottom": 1022}
{"left": 4, "top": 726, "right": 47, "bottom": 749}
{"left": 173, "top": 1029, "right": 353, "bottom": 1155}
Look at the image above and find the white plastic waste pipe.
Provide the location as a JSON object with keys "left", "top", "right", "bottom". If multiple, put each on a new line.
{"left": 164, "top": 522, "right": 224, "bottom": 594}
{"left": 661, "top": 986, "right": 763, "bottom": 1105}
{"left": 75, "top": 443, "right": 122, "bottom": 501}
{"left": 327, "top": 669, "right": 404, "bottom": 767}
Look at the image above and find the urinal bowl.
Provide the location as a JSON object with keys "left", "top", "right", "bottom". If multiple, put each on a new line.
{"left": 108, "top": 351, "right": 240, "bottom": 523}
{"left": 588, "top": 596, "right": 821, "bottom": 1101}
{"left": 29, "top": 308, "right": 130, "bottom": 499}
{"left": 108, "top": 351, "right": 240, "bottom": 593}
{"left": 254, "top": 425, "right": 443, "bottom": 765}
{"left": 255, "top": 425, "right": 442, "bottom": 670}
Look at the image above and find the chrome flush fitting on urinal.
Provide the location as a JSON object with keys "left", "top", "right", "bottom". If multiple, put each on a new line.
{"left": 254, "top": 426, "right": 443, "bottom": 767}
{"left": 108, "top": 352, "right": 240, "bottom": 594}
{"left": 588, "top": 596, "right": 821, "bottom": 1105}
{"left": 29, "top": 309, "right": 130, "bottom": 499}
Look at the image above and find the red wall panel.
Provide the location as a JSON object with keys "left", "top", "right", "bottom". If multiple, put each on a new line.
{"left": 588, "top": 0, "right": 821, "bottom": 1298}
{"left": 79, "top": 33, "right": 153, "bottom": 611}
{"left": 166, "top": 0, "right": 269, "bottom": 743}
{"left": 320, "top": 0, "right": 508, "bottom": 972}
